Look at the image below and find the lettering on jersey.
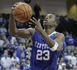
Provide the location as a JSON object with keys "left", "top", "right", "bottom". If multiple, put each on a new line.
{"left": 35, "top": 41, "right": 49, "bottom": 49}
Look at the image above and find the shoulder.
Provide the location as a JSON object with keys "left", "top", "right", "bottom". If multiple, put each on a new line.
{"left": 55, "top": 33, "right": 65, "bottom": 39}
{"left": 55, "top": 33, "right": 65, "bottom": 44}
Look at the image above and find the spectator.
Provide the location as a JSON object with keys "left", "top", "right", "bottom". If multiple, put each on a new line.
{"left": 71, "top": 52, "right": 77, "bottom": 66}
{"left": 73, "top": 65, "right": 77, "bottom": 70}
{"left": 6, "top": 67, "right": 10, "bottom": 70}
{"left": 0, "top": 37, "right": 5, "bottom": 55}
{"left": 8, "top": 36, "right": 16, "bottom": 45}
{"left": 21, "top": 59, "right": 30, "bottom": 70}
{"left": 65, "top": 31, "right": 70, "bottom": 45}
{"left": 26, "top": 37, "right": 32, "bottom": 48}
{"left": 26, "top": 37, "right": 32, "bottom": 60}
{"left": 64, "top": 54, "right": 72, "bottom": 64}
{"left": 3, "top": 38, "right": 10, "bottom": 50}
{"left": 26, "top": 47, "right": 32, "bottom": 60}
{"left": 16, "top": 37, "right": 26, "bottom": 44}
{"left": 0, "top": 60, "right": 2, "bottom": 70}
{"left": 66, "top": 60, "right": 73, "bottom": 69}
{"left": 0, "top": 37, "right": 5, "bottom": 48}
{"left": 67, "top": 34, "right": 75, "bottom": 54}
{"left": 16, "top": 64, "right": 21, "bottom": 70}
{"left": 1, "top": 50, "right": 11, "bottom": 69}
{"left": 11, "top": 52, "right": 20, "bottom": 64}
{"left": 16, "top": 43, "right": 25, "bottom": 59}
{"left": 58, "top": 57, "right": 66, "bottom": 70}
{"left": 0, "top": 25, "right": 7, "bottom": 40}
{"left": 20, "top": 52, "right": 26, "bottom": 61}
{"left": 11, "top": 61, "right": 18, "bottom": 70}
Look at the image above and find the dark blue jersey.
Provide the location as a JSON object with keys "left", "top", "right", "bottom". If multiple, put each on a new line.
{"left": 31, "top": 31, "right": 62, "bottom": 70}
{"left": 68, "top": 37, "right": 75, "bottom": 46}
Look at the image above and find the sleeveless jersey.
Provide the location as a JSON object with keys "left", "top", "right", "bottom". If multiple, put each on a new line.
{"left": 31, "top": 31, "right": 62, "bottom": 70}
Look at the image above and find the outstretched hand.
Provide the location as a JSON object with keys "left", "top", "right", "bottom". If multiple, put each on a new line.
{"left": 30, "top": 17, "right": 43, "bottom": 33}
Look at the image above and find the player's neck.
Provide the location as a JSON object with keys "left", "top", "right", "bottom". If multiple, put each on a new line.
{"left": 45, "top": 27, "right": 55, "bottom": 35}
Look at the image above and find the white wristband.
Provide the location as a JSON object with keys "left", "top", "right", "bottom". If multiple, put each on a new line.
{"left": 50, "top": 41, "right": 58, "bottom": 51}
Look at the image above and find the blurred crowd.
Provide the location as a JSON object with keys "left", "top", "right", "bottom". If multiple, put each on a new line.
{"left": 0, "top": 14, "right": 32, "bottom": 70}
{"left": 0, "top": 11, "right": 77, "bottom": 70}
{"left": 57, "top": 31, "right": 77, "bottom": 70}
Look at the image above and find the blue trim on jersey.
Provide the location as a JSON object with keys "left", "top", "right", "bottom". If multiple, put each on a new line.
{"left": 30, "top": 31, "right": 62, "bottom": 70}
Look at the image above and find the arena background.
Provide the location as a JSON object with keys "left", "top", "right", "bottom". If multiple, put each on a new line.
{"left": 0, "top": 0, "right": 77, "bottom": 70}
{"left": 0, "top": 0, "right": 66, "bottom": 15}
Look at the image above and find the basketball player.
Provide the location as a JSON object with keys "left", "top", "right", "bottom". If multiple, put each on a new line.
{"left": 9, "top": 12, "right": 65, "bottom": 70}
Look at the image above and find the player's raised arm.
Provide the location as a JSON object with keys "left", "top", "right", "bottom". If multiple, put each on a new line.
{"left": 9, "top": 14, "right": 35, "bottom": 38}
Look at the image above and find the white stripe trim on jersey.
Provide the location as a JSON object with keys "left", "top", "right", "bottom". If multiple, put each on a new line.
{"left": 48, "top": 31, "right": 57, "bottom": 36}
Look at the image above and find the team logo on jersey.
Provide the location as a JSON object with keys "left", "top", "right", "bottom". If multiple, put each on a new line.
{"left": 35, "top": 41, "right": 49, "bottom": 49}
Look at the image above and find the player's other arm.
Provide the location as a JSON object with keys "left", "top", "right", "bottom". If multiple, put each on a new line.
{"left": 40, "top": 31, "right": 65, "bottom": 51}
{"left": 54, "top": 33, "right": 65, "bottom": 51}
{"left": 9, "top": 14, "right": 35, "bottom": 38}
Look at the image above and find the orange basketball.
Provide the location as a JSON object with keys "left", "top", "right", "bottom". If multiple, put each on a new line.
{"left": 12, "top": 2, "right": 32, "bottom": 23}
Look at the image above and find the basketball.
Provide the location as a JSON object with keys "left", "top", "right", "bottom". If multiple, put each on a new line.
{"left": 12, "top": 2, "right": 32, "bottom": 23}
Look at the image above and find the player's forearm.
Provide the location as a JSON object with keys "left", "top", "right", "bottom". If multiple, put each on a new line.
{"left": 40, "top": 30, "right": 55, "bottom": 48}
{"left": 9, "top": 14, "right": 17, "bottom": 36}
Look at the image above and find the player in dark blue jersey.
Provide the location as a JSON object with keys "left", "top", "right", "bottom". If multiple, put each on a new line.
{"left": 9, "top": 6, "right": 65, "bottom": 70}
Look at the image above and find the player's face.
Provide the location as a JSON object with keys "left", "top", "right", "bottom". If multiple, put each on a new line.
{"left": 43, "top": 14, "right": 57, "bottom": 27}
